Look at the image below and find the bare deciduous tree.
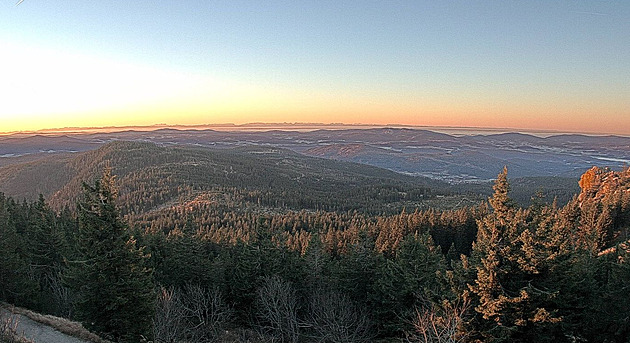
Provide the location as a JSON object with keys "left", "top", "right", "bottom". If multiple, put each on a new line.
{"left": 182, "top": 284, "right": 233, "bottom": 343}
{"left": 153, "top": 286, "right": 186, "bottom": 343}
{"left": 255, "top": 275, "right": 300, "bottom": 343}
{"left": 307, "top": 288, "right": 372, "bottom": 343}
{"left": 406, "top": 298, "right": 469, "bottom": 343}
{"left": 153, "top": 285, "right": 233, "bottom": 343}
{"left": 44, "top": 271, "right": 72, "bottom": 318}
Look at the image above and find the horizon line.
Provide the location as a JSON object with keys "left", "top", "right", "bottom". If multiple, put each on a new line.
{"left": 0, "top": 122, "right": 624, "bottom": 137}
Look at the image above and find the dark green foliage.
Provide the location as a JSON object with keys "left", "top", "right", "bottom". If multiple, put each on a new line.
{"left": 19, "top": 141, "right": 441, "bottom": 216}
{"left": 465, "top": 167, "right": 630, "bottom": 343}
{"left": 28, "top": 194, "right": 68, "bottom": 314}
{"left": 0, "top": 191, "right": 77, "bottom": 316}
{"left": 552, "top": 249, "right": 630, "bottom": 342}
{"left": 0, "top": 194, "right": 37, "bottom": 307}
{"left": 219, "top": 221, "right": 309, "bottom": 325}
{"left": 372, "top": 233, "right": 448, "bottom": 336}
{"left": 1, "top": 153, "right": 630, "bottom": 342}
{"left": 601, "top": 249, "right": 630, "bottom": 341}
{"left": 67, "top": 170, "right": 154, "bottom": 342}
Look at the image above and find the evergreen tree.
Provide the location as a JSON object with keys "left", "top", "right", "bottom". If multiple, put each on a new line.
{"left": 28, "top": 194, "right": 67, "bottom": 313}
{"left": 67, "top": 169, "right": 154, "bottom": 342}
{"left": 0, "top": 193, "right": 37, "bottom": 307}
{"left": 600, "top": 247, "right": 630, "bottom": 341}
{"left": 468, "top": 168, "right": 562, "bottom": 342}
{"left": 373, "top": 232, "right": 447, "bottom": 336}
{"left": 488, "top": 166, "right": 514, "bottom": 225}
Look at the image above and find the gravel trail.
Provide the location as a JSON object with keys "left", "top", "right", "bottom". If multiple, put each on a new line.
{"left": 1, "top": 308, "right": 89, "bottom": 343}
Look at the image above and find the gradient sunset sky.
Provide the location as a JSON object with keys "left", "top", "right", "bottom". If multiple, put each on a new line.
{"left": 1, "top": 1, "right": 629, "bottom": 134}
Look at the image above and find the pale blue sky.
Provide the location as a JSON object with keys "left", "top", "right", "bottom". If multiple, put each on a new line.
{"left": 1, "top": 1, "right": 629, "bottom": 133}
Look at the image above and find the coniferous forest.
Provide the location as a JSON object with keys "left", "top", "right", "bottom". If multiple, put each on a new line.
{"left": 1, "top": 162, "right": 629, "bottom": 343}
{"left": 3, "top": 0, "right": 630, "bottom": 341}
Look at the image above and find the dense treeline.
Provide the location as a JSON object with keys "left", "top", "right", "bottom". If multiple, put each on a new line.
{"left": 133, "top": 200, "right": 483, "bottom": 257}
{"left": 0, "top": 193, "right": 75, "bottom": 315}
{"left": 452, "top": 176, "right": 580, "bottom": 208}
{"left": 42, "top": 141, "right": 443, "bottom": 217}
{"left": 1, "top": 166, "right": 629, "bottom": 342}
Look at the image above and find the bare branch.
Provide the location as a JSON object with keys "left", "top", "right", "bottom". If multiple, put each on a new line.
{"left": 406, "top": 298, "right": 469, "bottom": 343}
{"left": 255, "top": 275, "right": 300, "bottom": 343}
{"left": 307, "top": 287, "right": 372, "bottom": 343}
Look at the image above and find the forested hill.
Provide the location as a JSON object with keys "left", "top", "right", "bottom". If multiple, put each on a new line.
{"left": 0, "top": 140, "right": 468, "bottom": 216}
{"left": 1, "top": 162, "right": 629, "bottom": 342}
{"left": 1, "top": 139, "right": 629, "bottom": 342}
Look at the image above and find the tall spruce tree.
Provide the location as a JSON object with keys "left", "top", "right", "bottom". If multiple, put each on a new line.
{"left": 68, "top": 169, "right": 154, "bottom": 342}
{"left": 29, "top": 194, "right": 67, "bottom": 313}
{"left": 488, "top": 166, "right": 514, "bottom": 225}
{"left": 468, "top": 167, "right": 562, "bottom": 342}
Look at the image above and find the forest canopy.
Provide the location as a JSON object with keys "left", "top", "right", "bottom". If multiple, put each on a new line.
{"left": 1, "top": 166, "right": 629, "bottom": 342}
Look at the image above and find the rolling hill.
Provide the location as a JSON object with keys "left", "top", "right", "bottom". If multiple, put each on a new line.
{"left": 0, "top": 141, "right": 470, "bottom": 218}
{"left": 2, "top": 128, "right": 628, "bottom": 184}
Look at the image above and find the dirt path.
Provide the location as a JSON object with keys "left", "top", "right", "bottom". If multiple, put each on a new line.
{"left": 0, "top": 308, "right": 89, "bottom": 343}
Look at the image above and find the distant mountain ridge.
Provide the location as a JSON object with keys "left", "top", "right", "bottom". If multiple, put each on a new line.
{"left": 1, "top": 127, "right": 628, "bottom": 183}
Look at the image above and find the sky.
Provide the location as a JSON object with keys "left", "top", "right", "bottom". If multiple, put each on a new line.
{"left": 0, "top": 1, "right": 629, "bottom": 134}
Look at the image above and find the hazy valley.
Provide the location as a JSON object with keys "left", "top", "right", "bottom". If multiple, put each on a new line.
{"left": 5, "top": 126, "right": 627, "bottom": 208}
{"left": 3, "top": 127, "right": 629, "bottom": 183}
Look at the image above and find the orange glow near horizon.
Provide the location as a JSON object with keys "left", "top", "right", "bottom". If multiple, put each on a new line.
{"left": 2, "top": 99, "right": 629, "bottom": 136}
{"left": 1, "top": 43, "right": 628, "bottom": 136}
{"left": 3, "top": 2, "right": 630, "bottom": 136}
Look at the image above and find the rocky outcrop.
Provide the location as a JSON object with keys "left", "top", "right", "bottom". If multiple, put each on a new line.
{"left": 578, "top": 166, "right": 630, "bottom": 203}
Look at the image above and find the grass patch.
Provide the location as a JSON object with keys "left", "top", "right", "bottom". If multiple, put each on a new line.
{"left": 0, "top": 313, "right": 33, "bottom": 343}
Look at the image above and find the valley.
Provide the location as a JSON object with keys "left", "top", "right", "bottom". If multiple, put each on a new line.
{"left": 3, "top": 127, "right": 628, "bottom": 182}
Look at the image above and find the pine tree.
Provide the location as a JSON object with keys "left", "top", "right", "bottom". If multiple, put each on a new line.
{"left": 470, "top": 167, "right": 518, "bottom": 329}
{"left": 67, "top": 169, "right": 154, "bottom": 342}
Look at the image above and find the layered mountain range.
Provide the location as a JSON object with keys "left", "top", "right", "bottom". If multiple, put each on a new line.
{"left": 2, "top": 127, "right": 626, "bottom": 207}
{"left": 2, "top": 128, "right": 628, "bottom": 182}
